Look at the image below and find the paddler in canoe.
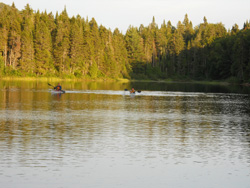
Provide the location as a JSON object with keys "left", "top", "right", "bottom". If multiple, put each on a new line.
{"left": 130, "top": 88, "right": 135, "bottom": 94}
{"left": 124, "top": 88, "right": 141, "bottom": 94}
{"left": 54, "top": 83, "right": 62, "bottom": 91}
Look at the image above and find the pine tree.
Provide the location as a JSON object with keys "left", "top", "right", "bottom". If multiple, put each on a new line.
{"left": 125, "top": 26, "right": 144, "bottom": 74}
{"left": 53, "top": 8, "right": 71, "bottom": 75}
{"left": 70, "top": 15, "right": 84, "bottom": 76}
{"left": 89, "top": 18, "right": 101, "bottom": 69}
{"left": 33, "top": 11, "right": 53, "bottom": 75}
{"left": 231, "top": 24, "right": 239, "bottom": 35}
{"left": 99, "top": 25, "right": 114, "bottom": 77}
{"left": 126, "top": 26, "right": 144, "bottom": 62}
{"left": 20, "top": 4, "right": 35, "bottom": 75}
{"left": 155, "top": 20, "right": 170, "bottom": 73}
{"left": 8, "top": 3, "right": 22, "bottom": 70}
{"left": 112, "top": 28, "right": 130, "bottom": 78}
{"left": 82, "top": 17, "right": 92, "bottom": 75}
{"left": 182, "top": 14, "right": 194, "bottom": 43}
{"left": 0, "top": 4, "right": 9, "bottom": 68}
{"left": 243, "top": 20, "right": 250, "bottom": 30}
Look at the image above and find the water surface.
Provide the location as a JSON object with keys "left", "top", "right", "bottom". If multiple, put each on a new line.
{"left": 0, "top": 81, "right": 250, "bottom": 188}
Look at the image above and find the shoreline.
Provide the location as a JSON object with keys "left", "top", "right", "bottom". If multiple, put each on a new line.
{"left": 0, "top": 76, "right": 249, "bottom": 86}
{"left": 0, "top": 76, "right": 130, "bottom": 83}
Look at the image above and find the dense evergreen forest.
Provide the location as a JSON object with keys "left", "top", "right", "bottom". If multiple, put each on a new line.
{"left": 0, "top": 3, "right": 250, "bottom": 82}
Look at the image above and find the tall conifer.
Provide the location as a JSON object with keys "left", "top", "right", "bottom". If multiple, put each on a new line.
{"left": 8, "top": 3, "right": 21, "bottom": 69}
{"left": 33, "top": 11, "right": 53, "bottom": 75}
{"left": 70, "top": 16, "right": 84, "bottom": 76}
{"left": 20, "top": 4, "right": 35, "bottom": 74}
{"left": 53, "top": 8, "right": 70, "bottom": 75}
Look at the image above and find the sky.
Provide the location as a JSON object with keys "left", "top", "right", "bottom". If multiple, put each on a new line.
{"left": 1, "top": 0, "right": 250, "bottom": 33}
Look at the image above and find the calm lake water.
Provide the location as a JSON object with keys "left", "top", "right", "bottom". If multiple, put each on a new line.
{"left": 0, "top": 80, "right": 250, "bottom": 188}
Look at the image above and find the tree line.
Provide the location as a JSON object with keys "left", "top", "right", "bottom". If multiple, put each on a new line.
{"left": 0, "top": 3, "right": 249, "bottom": 82}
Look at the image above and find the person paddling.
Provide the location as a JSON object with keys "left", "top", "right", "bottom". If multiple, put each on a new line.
{"left": 54, "top": 83, "right": 62, "bottom": 91}
{"left": 130, "top": 88, "right": 135, "bottom": 94}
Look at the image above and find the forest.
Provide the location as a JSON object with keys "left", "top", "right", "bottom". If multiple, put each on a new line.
{"left": 0, "top": 3, "right": 250, "bottom": 83}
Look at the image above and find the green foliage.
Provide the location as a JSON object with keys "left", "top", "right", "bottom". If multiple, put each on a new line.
{"left": 146, "top": 64, "right": 163, "bottom": 80}
{"left": 34, "top": 12, "right": 54, "bottom": 76}
{"left": 89, "top": 60, "right": 98, "bottom": 79}
{"left": 0, "top": 3, "right": 249, "bottom": 83}
{"left": 20, "top": 4, "right": 35, "bottom": 73}
{"left": 0, "top": 55, "right": 4, "bottom": 76}
{"left": 53, "top": 8, "right": 71, "bottom": 74}
{"left": 125, "top": 26, "right": 144, "bottom": 63}
{"left": 226, "top": 76, "right": 241, "bottom": 84}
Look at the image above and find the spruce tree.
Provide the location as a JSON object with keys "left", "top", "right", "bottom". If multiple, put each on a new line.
{"left": 8, "top": 3, "right": 22, "bottom": 70}
{"left": 70, "top": 15, "right": 84, "bottom": 76}
{"left": 33, "top": 11, "right": 53, "bottom": 75}
{"left": 0, "top": 4, "right": 9, "bottom": 68}
{"left": 53, "top": 8, "right": 71, "bottom": 75}
{"left": 20, "top": 4, "right": 35, "bottom": 75}
{"left": 112, "top": 28, "right": 130, "bottom": 78}
{"left": 125, "top": 26, "right": 144, "bottom": 75}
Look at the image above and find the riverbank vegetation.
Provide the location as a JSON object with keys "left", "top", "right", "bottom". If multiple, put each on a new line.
{"left": 0, "top": 3, "right": 249, "bottom": 83}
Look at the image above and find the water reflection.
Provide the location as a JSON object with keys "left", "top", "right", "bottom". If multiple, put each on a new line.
{"left": 0, "top": 81, "right": 250, "bottom": 188}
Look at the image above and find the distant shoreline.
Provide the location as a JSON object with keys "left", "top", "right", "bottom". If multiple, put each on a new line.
{"left": 1, "top": 76, "right": 249, "bottom": 87}
{"left": 0, "top": 76, "right": 130, "bottom": 83}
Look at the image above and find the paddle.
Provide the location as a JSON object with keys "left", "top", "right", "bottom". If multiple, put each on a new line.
{"left": 48, "top": 83, "right": 55, "bottom": 88}
{"left": 124, "top": 89, "right": 141, "bottom": 93}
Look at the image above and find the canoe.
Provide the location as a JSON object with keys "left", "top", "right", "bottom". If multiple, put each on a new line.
{"left": 50, "top": 89, "right": 66, "bottom": 94}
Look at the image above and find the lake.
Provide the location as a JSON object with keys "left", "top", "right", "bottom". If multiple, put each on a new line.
{"left": 0, "top": 80, "right": 250, "bottom": 188}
